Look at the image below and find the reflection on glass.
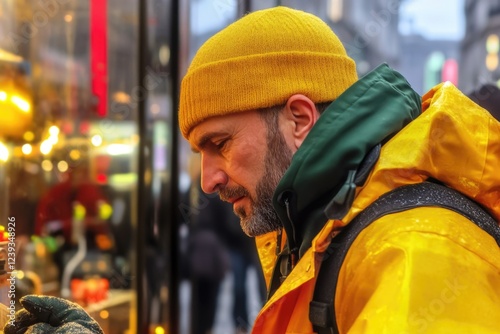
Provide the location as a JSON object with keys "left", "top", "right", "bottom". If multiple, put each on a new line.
{"left": 0, "top": 0, "right": 138, "bottom": 333}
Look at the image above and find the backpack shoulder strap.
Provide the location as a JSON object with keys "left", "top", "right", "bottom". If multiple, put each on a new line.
{"left": 309, "top": 181, "right": 500, "bottom": 334}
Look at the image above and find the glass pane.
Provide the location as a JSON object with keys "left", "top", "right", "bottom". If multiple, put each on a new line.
{"left": 0, "top": 0, "right": 138, "bottom": 333}
{"left": 139, "top": 0, "right": 174, "bottom": 333}
{"left": 179, "top": 2, "right": 266, "bottom": 334}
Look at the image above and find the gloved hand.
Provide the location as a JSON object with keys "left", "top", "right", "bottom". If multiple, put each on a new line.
{"left": 4, "top": 295, "right": 104, "bottom": 334}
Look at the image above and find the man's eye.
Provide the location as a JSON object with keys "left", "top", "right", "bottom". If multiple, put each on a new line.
{"left": 215, "top": 140, "right": 228, "bottom": 150}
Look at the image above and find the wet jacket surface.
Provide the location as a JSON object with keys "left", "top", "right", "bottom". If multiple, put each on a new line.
{"left": 252, "top": 64, "right": 500, "bottom": 333}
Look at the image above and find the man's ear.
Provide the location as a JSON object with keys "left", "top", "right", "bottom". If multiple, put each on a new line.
{"left": 282, "top": 94, "right": 320, "bottom": 149}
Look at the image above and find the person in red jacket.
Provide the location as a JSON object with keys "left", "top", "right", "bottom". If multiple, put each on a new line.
{"left": 35, "top": 164, "right": 111, "bottom": 244}
{"left": 34, "top": 164, "right": 113, "bottom": 281}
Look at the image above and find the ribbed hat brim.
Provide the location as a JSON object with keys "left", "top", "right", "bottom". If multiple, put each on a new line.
{"left": 180, "top": 51, "right": 357, "bottom": 138}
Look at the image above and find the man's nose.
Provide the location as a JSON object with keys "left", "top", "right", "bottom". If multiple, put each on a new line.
{"left": 200, "top": 154, "right": 227, "bottom": 194}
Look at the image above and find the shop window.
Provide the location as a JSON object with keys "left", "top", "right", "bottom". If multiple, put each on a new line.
{"left": 0, "top": 1, "right": 140, "bottom": 333}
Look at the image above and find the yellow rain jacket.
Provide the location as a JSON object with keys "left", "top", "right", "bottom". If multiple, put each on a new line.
{"left": 252, "top": 64, "right": 500, "bottom": 333}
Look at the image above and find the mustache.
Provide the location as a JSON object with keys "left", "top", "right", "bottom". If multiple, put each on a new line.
{"left": 218, "top": 186, "right": 250, "bottom": 202}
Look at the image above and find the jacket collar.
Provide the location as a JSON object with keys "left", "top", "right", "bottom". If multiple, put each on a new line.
{"left": 272, "top": 63, "right": 421, "bottom": 259}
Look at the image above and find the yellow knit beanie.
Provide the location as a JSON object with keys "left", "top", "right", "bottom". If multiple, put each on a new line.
{"left": 179, "top": 6, "right": 358, "bottom": 139}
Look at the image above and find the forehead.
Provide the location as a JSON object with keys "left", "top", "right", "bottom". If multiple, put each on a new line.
{"left": 188, "top": 110, "right": 263, "bottom": 149}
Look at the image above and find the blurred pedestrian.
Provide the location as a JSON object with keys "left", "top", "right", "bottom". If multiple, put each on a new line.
{"left": 185, "top": 154, "right": 230, "bottom": 334}
{"left": 218, "top": 202, "right": 265, "bottom": 333}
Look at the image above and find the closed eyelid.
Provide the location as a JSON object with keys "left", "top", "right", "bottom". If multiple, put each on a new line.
{"left": 193, "top": 132, "right": 228, "bottom": 152}
{"left": 210, "top": 138, "right": 230, "bottom": 153}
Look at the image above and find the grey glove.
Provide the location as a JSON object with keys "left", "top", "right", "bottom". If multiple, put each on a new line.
{"left": 4, "top": 295, "right": 104, "bottom": 334}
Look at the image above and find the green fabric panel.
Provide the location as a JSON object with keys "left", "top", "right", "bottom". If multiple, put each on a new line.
{"left": 272, "top": 63, "right": 422, "bottom": 256}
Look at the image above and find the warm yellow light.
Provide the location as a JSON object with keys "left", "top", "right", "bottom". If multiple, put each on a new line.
{"left": 35, "top": 241, "right": 47, "bottom": 257}
{"left": 486, "top": 34, "right": 499, "bottom": 54}
{"left": 91, "top": 134, "right": 103, "bottom": 147}
{"left": 40, "top": 141, "right": 53, "bottom": 155}
{"left": 22, "top": 144, "right": 32, "bottom": 155}
{"left": 99, "top": 310, "right": 109, "bottom": 319}
{"left": 57, "top": 161, "right": 69, "bottom": 172}
{"left": 17, "top": 270, "right": 25, "bottom": 279}
{"left": 112, "top": 91, "right": 131, "bottom": 104}
{"left": 11, "top": 95, "right": 30, "bottom": 112}
{"left": 486, "top": 53, "right": 499, "bottom": 71}
{"left": 64, "top": 14, "right": 73, "bottom": 22}
{"left": 69, "top": 149, "right": 81, "bottom": 160}
{"left": 41, "top": 160, "right": 53, "bottom": 172}
{"left": 107, "top": 144, "right": 133, "bottom": 156}
{"left": 109, "top": 173, "right": 137, "bottom": 187}
{"left": 23, "top": 131, "right": 35, "bottom": 142}
{"left": 0, "top": 142, "right": 8, "bottom": 162}
{"left": 47, "top": 135, "right": 59, "bottom": 145}
{"left": 0, "top": 48, "right": 23, "bottom": 63}
{"left": 154, "top": 326, "right": 165, "bottom": 334}
{"left": 0, "top": 91, "right": 6, "bottom": 101}
{"left": 49, "top": 125, "right": 60, "bottom": 136}
{"left": 159, "top": 45, "right": 170, "bottom": 66}
{"left": 98, "top": 202, "right": 113, "bottom": 220}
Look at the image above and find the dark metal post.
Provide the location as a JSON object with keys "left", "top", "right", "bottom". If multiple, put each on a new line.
{"left": 136, "top": 0, "right": 149, "bottom": 332}
{"left": 168, "top": 0, "right": 181, "bottom": 332}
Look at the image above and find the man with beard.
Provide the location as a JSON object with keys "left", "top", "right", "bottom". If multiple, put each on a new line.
{"left": 6, "top": 6, "right": 500, "bottom": 334}
{"left": 179, "top": 6, "right": 500, "bottom": 334}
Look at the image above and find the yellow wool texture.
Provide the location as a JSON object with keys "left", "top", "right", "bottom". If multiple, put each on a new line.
{"left": 179, "top": 6, "right": 358, "bottom": 139}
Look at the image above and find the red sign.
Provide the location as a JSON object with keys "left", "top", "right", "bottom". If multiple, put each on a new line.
{"left": 442, "top": 59, "right": 459, "bottom": 86}
{"left": 91, "top": 0, "right": 107, "bottom": 117}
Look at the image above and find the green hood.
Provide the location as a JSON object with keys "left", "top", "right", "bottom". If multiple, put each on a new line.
{"left": 273, "top": 63, "right": 421, "bottom": 257}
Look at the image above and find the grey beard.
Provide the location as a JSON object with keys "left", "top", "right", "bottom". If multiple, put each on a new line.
{"left": 235, "top": 107, "right": 294, "bottom": 237}
{"left": 240, "top": 182, "right": 283, "bottom": 237}
{"left": 240, "top": 128, "right": 293, "bottom": 236}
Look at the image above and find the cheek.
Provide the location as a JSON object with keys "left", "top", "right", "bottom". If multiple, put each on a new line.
{"left": 227, "top": 145, "right": 266, "bottom": 184}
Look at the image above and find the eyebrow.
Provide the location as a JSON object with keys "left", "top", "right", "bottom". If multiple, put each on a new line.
{"left": 191, "top": 132, "right": 225, "bottom": 153}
